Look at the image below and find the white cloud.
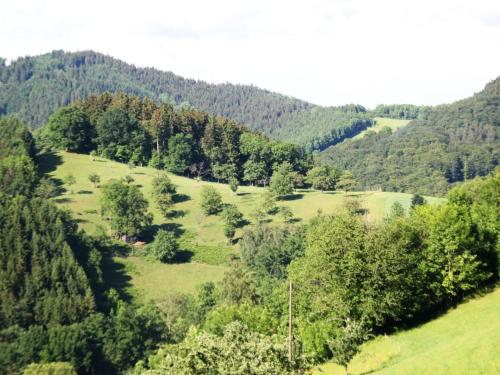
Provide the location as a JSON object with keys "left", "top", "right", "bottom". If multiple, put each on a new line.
{"left": 0, "top": 0, "right": 499, "bottom": 107}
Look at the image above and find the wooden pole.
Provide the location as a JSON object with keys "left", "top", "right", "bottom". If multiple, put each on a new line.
{"left": 288, "top": 279, "right": 293, "bottom": 362}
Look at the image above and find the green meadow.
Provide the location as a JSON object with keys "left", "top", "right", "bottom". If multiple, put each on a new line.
{"left": 41, "top": 151, "right": 441, "bottom": 303}
{"left": 313, "top": 288, "right": 500, "bottom": 375}
{"left": 353, "top": 117, "right": 411, "bottom": 140}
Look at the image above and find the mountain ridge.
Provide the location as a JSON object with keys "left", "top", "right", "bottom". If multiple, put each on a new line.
{"left": 0, "top": 50, "right": 370, "bottom": 151}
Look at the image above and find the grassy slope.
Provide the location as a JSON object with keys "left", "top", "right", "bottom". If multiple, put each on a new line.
{"left": 352, "top": 117, "right": 410, "bottom": 140}
{"left": 313, "top": 288, "right": 500, "bottom": 375}
{"left": 41, "top": 152, "right": 440, "bottom": 302}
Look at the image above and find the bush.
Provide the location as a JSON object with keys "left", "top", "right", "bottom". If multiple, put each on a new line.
{"left": 151, "top": 174, "right": 177, "bottom": 216}
{"left": 200, "top": 186, "right": 223, "bottom": 215}
{"left": 148, "top": 230, "right": 179, "bottom": 263}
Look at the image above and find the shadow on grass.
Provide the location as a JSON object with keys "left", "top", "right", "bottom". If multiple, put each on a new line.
{"left": 173, "top": 193, "right": 191, "bottom": 203}
{"left": 141, "top": 223, "right": 186, "bottom": 242}
{"left": 54, "top": 197, "right": 73, "bottom": 203}
{"left": 236, "top": 192, "right": 251, "bottom": 197}
{"left": 78, "top": 190, "right": 93, "bottom": 195}
{"left": 279, "top": 193, "right": 304, "bottom": 201}
{"left": 100, "top": 254, "right": 133, "bottom": 303}
{"left": 38, "top": 151, "right": 63, "bottom": 174}
{"left": 166, "top": 209, "right": 187, "bottom": 219}
{"left": 288, "top": 217, "right": 302, "bottom": 223}
{"left": 172, "top": 249, "right": 194, "bottom": 263}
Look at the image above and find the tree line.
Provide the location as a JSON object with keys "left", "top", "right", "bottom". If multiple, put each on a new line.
{"left": 0, "top": 50, "right": 373, "bottom": 150}
{"left": 38, "top": 91, "right": 318, "bottom": 185}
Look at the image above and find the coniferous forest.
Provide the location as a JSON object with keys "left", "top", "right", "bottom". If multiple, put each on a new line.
{"left": 0, "top": 43, "right": 499, "bottom": 375}
{"left": 323, "top": 77, "right": 500, "bottom": 195}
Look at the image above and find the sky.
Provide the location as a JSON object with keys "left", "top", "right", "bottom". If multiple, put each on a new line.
{"left": 1, "top": 0, "right": 499, "bottom": 108}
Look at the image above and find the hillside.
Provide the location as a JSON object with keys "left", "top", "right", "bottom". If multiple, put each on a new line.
{"left": 40, "top": 151, "right": 441, "bottom": 302}
{"left": 313, "top": 288, "right": 500, "bottom": 375}
{"left": 0, "top": 50, "right": 368, "bottom": 151}
{"left": 322, "top": 77, "right": 500, "bottom": 195}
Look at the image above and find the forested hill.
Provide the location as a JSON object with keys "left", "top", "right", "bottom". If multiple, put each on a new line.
{"left": 322, "top": 77, "right": 500, "bottom": 196}
{"left": 0, "top": 50, "right": 369, "bottom": 151}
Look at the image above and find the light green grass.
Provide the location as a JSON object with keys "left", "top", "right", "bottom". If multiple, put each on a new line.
{"left": 43, "top": 152, "right": 438, "bottom": 245}
{"left": 113, "top": 256, "right": 227, "bottom": 302}
{"left": 41, "top": 152, "right": 441, "bottom": 301}
{"left": 313, "top": 288, "right": 500, "bottom": 375}
{"left": 352, "top": 117, "right": 410, "bottom": 140}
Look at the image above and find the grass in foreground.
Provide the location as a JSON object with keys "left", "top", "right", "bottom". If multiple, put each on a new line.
{"left": 313, "top": 288, "right": 500, "bottom": 375}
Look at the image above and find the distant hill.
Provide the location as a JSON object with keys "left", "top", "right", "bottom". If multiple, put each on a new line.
{"left": 0, "top": 50, "right": 369, "bottom": 151}
{"left": 322, "top": 77, "right": 500, "bottom": 195}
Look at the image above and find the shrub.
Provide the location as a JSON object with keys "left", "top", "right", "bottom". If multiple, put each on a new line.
{"left": 148, "top": 230, "right": 179, "bottom": 263}
{"left": 200, "top": 186, "right": 223, "bottom": 215}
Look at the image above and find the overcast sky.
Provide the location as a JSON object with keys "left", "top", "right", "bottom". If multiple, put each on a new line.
{"left": 1, "top": 0, "right": 499, "bottom": 107}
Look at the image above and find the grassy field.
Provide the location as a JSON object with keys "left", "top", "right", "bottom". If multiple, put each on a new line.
{"left": 40, "top": 151, "right": 441, "bottom": 301}
{"left": 313, "top": 288, "right": 500, "bottom": 375}
{"left": 352, "top": 117, "right": 410, "bottom": 140}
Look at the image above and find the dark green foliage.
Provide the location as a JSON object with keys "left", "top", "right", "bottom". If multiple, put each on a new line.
{"left": 328, "top": 319, "right": 370, "bottom": 373}
{"left": 0, "top": 117, "right": 37, "bottom": 160}
{"left": 151, "top": 173, "right": 177, "bottom": 216}
{"left": 148, "top": 230, "right": 179, "bottom": 263}
{"left": 411, "top": 194, "right": 426, "bottom": 208}
{"left": 100, "top": 180, "right": 152, "bottom": 238}
{"left": 221, "top": 204, "right": 245, "bottom": 228}
{"left": 218, "top": 263, "right": 258, "bottom": 306}
{"left": 371, "top": 104, "right": 429, "bottom": 119}
{"left": 0, "top": 304, "right": 166, "bottom": 374}
{"left": 164, "top": 133, "right": 194, "bottom": 174}
{"left": 0, "top": 50, "right": 369, "bottom": 151}
{"left": 306, "top": 165, "right": 339, "bottom": 191}
{"left": 389, "top": 201, "right": 405, "bottom": 218}
{"left": 200, "top": 186, "right": 223, "bottom": 215}
{"left": 288, "top": 173, "right": 499, "bottom": 362}
{"left": 38, "top": 92, "right": 313, "bottom": 186}
{"left": 269, "top": 162, "right": 294, "bottom": 198}
{"left": 336, "top": 171, "right": 357, "bottom": 192}
{"left": 88, "top": 173, "right": 100, "bottom": 188}
{"left": 40, "top": 105, "right": 93, "bottom": 152}
{"left": 241, "top": 225, "right": 305, "bottom": 280}
{"left": 229, "top": 176, "right": 239, "bottom": 193}
{"left": 221, "top": 204, "right": 245, "bottom": 243}
{"left": 0, "top": 155, "right": 38, "bottom": 196}
{"left": 0, "top": 194, "right": 96, "bottom": 329}
{"left": 447, "top": 170, "right": 500, "bottom": 275}
{"left": 0, "top": 117, "right": 38, "bottom": 197}
{"left": 96, "top": 108, "right": 150, "bottom": 164}
{"left": 272, "top": 104, "right": 373, "bottom": 152}
{"left": 102, "top": 302, "right": 166, "bottom": 372}
{"left": 322, "top": 77, "right": 500, "bottom": 195}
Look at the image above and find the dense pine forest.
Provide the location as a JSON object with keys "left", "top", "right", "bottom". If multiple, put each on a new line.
{"left": 0, "top": 50, "right": 369, "bottom": 152}
{"left": 323, "top": 77, "right": 500, "bottom": 195}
